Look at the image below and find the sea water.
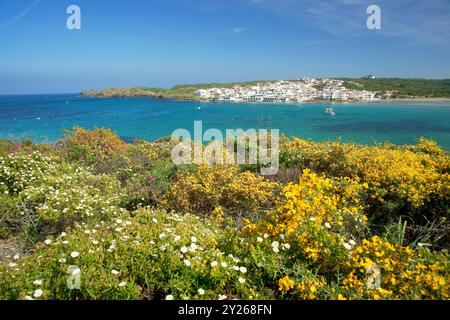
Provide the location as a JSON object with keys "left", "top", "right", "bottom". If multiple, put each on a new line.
{"left": 0, "top": 94, "right": 449, "bottom": 150}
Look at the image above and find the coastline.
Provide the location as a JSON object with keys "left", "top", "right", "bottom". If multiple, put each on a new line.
{"left": 387, "top": 97, "right": 450, "bottom": 102}
{"left": 80, "top": 78, "right": 450, "bottom": 104}
{"left": 81, "top": 93, "right": 450, "bottom": 105}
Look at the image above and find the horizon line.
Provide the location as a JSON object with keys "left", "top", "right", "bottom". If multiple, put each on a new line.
{"left": 1, "top": 76, "right": 450, "bottom": 96}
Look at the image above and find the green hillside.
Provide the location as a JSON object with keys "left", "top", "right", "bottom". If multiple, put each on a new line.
{"left": 338, "top": 78, "right": 450, "bottom": 98}
{"left": 81, "top": 78, "right": 450, "bottom": 99}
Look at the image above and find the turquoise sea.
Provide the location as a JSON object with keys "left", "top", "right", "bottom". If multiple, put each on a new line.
{"left": 1, "top": 94, "right": 450, "bottom": 150}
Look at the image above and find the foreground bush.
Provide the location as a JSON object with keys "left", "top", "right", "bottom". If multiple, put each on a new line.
{"left": 0, "top": 128, "right": 448, "bottom": 300}
{"left": 0, "top": 208, "right": 277, "bottom": 300}
{"left": 58, "top": 127, "right": 129, "bottom": 172}
{"left": 0, "top": 205, "right": 447, "bottom": 300}
{"left": 168, "top": 164, "right": 279, "bottom": 216}
{"left": 0, "top": 151, "right": 124, "bottom": 243}
{"left": 279, "top": 136, "right": 450, "bottom": 246}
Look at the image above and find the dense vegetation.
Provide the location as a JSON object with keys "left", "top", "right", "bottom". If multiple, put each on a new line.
{"left": 339, "top": 78, "right": 450, "bottom": 98}
{"left": 0, "top": 128, "right": 448, "bottom": 300}
{"left": 81, "top": 78, "right": 450, "bottom": 100}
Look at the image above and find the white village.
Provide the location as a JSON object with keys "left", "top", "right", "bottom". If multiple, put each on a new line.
{"left": 195, "top": 77, "right": 382, "bottom": 103}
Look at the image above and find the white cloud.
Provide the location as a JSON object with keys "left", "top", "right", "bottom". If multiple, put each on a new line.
{"left": 0, "top": 0, "right": 41, "bottom": 30}
{"left": 245, "top": 0, "right": 450, "bottom": 45}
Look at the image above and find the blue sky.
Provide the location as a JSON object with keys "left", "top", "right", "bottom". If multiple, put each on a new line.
{"left": 1, "top": 0, "right": 450, "bottom": 94}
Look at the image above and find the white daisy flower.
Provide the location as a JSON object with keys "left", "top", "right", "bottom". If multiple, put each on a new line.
{"left": 70, "top": 251, "right": 79, "bottom": 258}
{"left": 343, "top": 243, "right": 352, "bottom": 250}
{"left": 33, "top": 289, "right": 43, "bottom": 298}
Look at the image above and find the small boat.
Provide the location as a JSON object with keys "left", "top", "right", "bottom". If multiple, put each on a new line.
{"left": 325, "top": 108, "right": 335, "bottom": 116}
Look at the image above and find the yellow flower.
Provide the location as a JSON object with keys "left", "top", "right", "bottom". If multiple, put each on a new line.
{"left": 278, "top": 275, "right": 295, "bottom": 292}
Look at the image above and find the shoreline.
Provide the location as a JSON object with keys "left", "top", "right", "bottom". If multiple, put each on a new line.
{"left": 387, "top": 97, "right": 450, "bottom": 102}
{"left": 81, "top": 93, "right": 450, "bottom": 105}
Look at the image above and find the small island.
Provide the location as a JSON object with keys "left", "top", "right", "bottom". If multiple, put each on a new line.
{"left": 81, "top": 77, "right": 450, "bottom": 103}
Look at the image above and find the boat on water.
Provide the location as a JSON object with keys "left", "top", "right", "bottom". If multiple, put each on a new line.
{"left": 325, "top": 108, "right": 336, "bottom": 116}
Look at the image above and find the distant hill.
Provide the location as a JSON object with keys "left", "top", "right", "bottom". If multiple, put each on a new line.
{"left": 337, "top": 78, "right": 450, "bottom": 98}
{"left": 80, "top": 80, "right": 275, "bottom": 100}
{"left": 81, "top": 78, "right": 450, "bottom": 99}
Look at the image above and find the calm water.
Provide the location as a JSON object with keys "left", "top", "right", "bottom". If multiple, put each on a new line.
{"left": 1, "top": 94, "right": 450, "bottom": 150}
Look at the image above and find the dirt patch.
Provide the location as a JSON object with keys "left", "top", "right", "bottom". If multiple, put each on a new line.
{"left": 0, "top": 238, "right": 25, "bottom": 262}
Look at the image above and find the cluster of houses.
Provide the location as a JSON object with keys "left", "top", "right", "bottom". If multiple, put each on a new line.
{"left": 195, "top": 78, "right": 381, "bottom": 103}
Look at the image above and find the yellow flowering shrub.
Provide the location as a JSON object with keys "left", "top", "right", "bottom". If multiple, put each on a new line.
{"left": 278, "top": 275, "right": 295, "bottom": 292}
{"left": 296, "top": 275, "right": 328, "bottom": 300}
{"left": 343, "top": 146, "right": 449, "bottom": 208}
{"left": 414, "top": 137, "right": 448, "bottom": 157}
{"left": 253, "top": 169, "right": 367, "bottom": 238}
{"left": 342, "top": 236, "right": 449, "bottom": 300}
{"left": 247, "top": 169, "right": 368, "bottom": 271}
{"left": 280, "top": 137, "right": 450, "bottom": 233}
{"left": 277, "top": 271, "right": 329, "bottom": 299}
{"left": 267, "top": 169, "right": 367, "bottom": 236}
{"left": 168, "top": 164, "right": 279, "bottom": 215}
